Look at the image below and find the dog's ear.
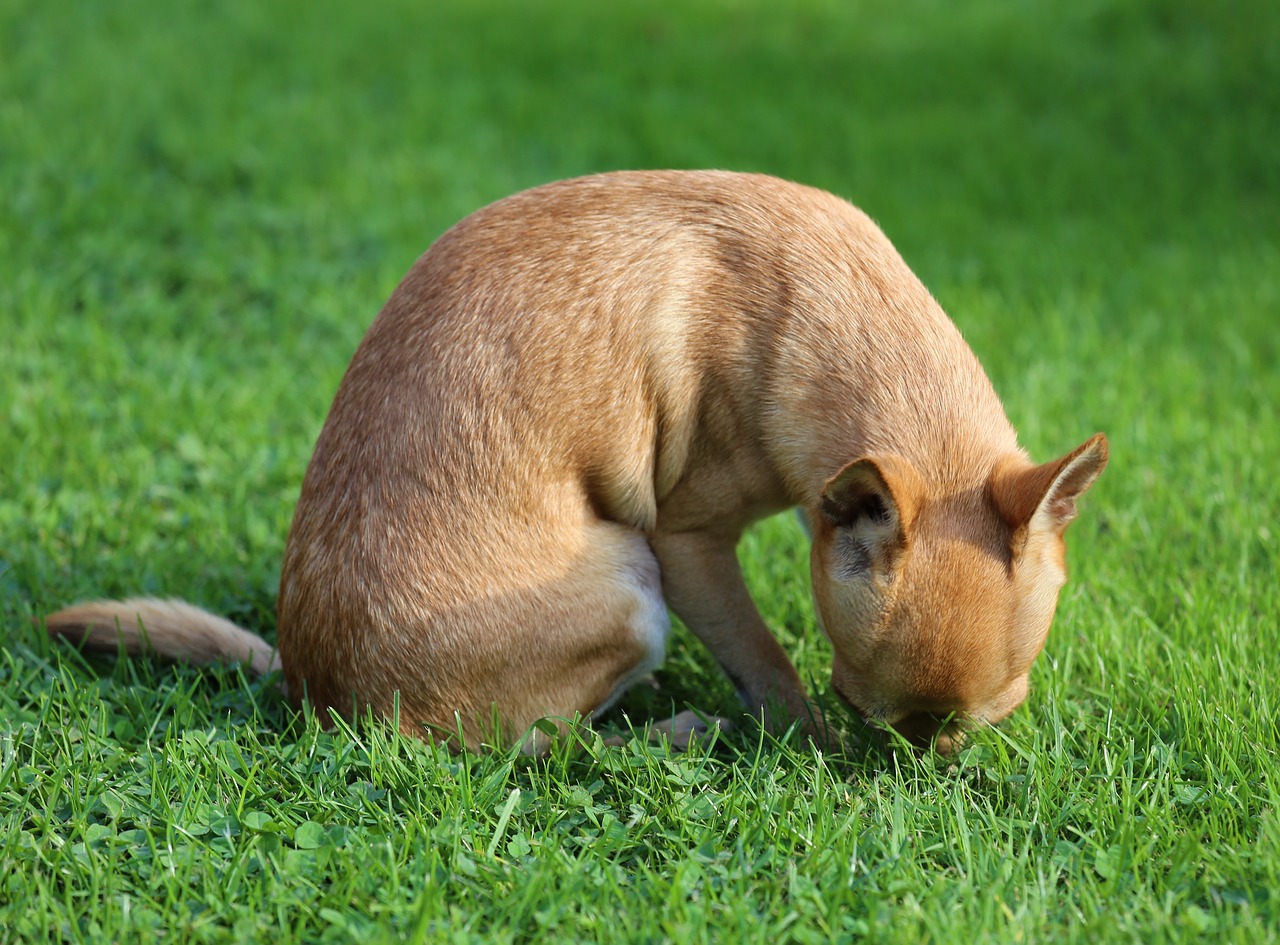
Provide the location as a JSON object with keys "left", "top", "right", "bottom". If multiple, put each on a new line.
{"left": 820, "top": 455, "right": 924, "bottom": 577}
{"left": 990, "top": 434, "right": 1109, "bottom": 535}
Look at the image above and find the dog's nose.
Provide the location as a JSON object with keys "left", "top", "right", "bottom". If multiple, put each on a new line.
{"left": 890, "top": 711, "right": 963, "bottom": 754}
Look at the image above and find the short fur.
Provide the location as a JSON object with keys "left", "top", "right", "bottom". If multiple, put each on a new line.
{"left": 45, "top": 171, "right": 1108, "bottom": 752}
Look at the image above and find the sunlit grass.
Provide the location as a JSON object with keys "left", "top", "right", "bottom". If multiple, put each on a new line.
{"left": 2, "top": 0, "right": 1277, "bottom": 941}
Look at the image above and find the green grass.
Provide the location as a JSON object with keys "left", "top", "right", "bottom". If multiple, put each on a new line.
{"left": 3, "top": 0, "right": 1278, "bottom": 941}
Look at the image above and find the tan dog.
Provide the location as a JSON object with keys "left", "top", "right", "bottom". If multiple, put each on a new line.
{"left": 45, "top": 171, "right": 1107, "bottom": 753}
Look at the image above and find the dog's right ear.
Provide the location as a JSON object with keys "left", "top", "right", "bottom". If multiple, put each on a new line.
{"left": 820, "top": 455, "right": 924, "bottom": 578}
{"left": 990, "top": 434, "right": 1109, "bottom": 537}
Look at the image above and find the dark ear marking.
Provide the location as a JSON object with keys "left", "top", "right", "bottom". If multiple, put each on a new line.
{"left": 831, "top": 531, "right": 873, "bottom": 579}
{"left": 819, "top": 455, "right": 924, "bottom": 580}
{"left": 821, "top": 483, "right": 889, "bottom": 529}
{"left": 819, "top": 454, "right": 923, "bottom": 533}
{"left": 820, "top": 458, "right": 897, "bottom": 529}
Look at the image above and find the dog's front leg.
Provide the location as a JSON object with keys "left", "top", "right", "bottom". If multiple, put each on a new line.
{"left": 651, "top": 530, "right": 827, "bottom": 742}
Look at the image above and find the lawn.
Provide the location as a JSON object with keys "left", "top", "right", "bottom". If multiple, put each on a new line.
{"left": 2, "top": 0, "right": 1278, "bottom": 941}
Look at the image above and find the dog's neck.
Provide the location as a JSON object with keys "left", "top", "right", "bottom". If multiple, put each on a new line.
{"left": 758, "top": 295, "right": 1021, "bottom": 504}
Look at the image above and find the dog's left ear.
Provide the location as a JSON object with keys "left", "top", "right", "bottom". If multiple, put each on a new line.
{"left": 990, "top": 433, "right": 1109, "bottom": 535}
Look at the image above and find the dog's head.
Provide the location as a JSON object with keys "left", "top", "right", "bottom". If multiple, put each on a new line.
{"left": 809, "top": 434, "right": 1108, "bottom": 753}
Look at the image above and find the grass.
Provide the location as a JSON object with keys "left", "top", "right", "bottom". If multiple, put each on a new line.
{"left": 2, "top": 0, "right": 1278, "bottom": 941}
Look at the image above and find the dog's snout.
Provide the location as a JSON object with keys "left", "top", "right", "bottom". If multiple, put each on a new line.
{"left": 891, "top": 710, "right": 964, "bottom": 754}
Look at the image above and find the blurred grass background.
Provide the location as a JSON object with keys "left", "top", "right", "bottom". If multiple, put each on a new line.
{"left": 2, "top": 0, "right": 1278, "bottom": 941}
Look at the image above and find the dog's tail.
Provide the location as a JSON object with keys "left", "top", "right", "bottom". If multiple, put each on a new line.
{"left": 44, "top": 597, "right": 280, "bottom": 676}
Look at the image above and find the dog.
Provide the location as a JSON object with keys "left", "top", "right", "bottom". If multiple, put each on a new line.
{"left": 45, "top": 171, "right": 1108, "bottom": 753}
